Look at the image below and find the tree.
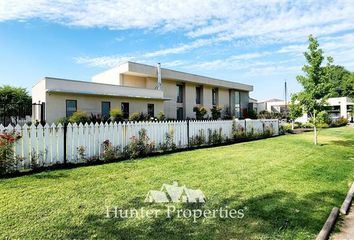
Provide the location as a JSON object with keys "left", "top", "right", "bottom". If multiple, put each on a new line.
{"left": 323, "top": 57, "right": 354, "bottom": 98}
{"left": 0, "top": 85, "right": 32, "bottom": 124}
{"left": 288, "top": 95, "right": 303, "bottom": 130}
{"left": 294, "top": 35, "right": 332, "bottom": 145}
{"left": 193, "top": 106, "right": 207, "bottom": 120}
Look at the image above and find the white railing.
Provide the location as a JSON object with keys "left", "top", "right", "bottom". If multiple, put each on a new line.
{"left": 0, "top": 119, "right": 279, "bottom": 169}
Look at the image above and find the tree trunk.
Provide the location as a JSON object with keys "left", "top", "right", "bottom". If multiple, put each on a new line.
{"left": 313, "top": 110, "right": 317, "bottom": 145}
{"left": 291, "top": 121, "right": 294, "bottom": 130}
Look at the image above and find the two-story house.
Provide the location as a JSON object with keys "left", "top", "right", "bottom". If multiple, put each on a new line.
{"left": 32, "top": 61, "right": 253, "bottom": 123}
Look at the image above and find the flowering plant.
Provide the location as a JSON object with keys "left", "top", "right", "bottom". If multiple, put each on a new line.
{"left": 0, "top": 131, "right": 22, "bottom": 174}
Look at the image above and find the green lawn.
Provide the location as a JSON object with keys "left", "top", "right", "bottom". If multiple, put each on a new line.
{"left": 1, "top": 127, "right": 354, "bottom": 239}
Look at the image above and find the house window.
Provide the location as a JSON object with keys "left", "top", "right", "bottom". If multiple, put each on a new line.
{"left": 212, "top": 88, "right": 218, "bottom": 105}
{"left": 101, "top": 101, "right": 111, "bottom": 119}
{"left": 121, "top": 102, "right": 129, "bottom": 119}
{"left": 234, "top": 91, "right": 241, "bottom": 118}
{"left": 177, "top": 107, "right": 184, "bottom": 120}
{"left": 177, "top": 84, "right": 184, "bottom": 103}
{"left": 66, "top": 100, "right": 77, "bottom": 117}
{"left": 147, "top": 104, "right": 154, "bottom": 117}
{"left": 196, "top": 86, "right": 202, "bottom": 104}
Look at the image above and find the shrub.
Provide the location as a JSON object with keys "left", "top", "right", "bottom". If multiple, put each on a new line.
{"left": 157, "top": 111, "right": 165, "bottom": 121}
{"left": 90, "top": 113, "right": 109, "bottom": 124}
{"left": 248, "top": 109, "right": 258, "bottom": 119}
{"left": 110, "top": 108, "right": 124, "bottom": 122}
{"left": 280, "top": 123, "right": 293, "bottom": 134}
{"left": 123, "top": 129, "right": 155, "bottom": 159}
{"left": 128, "top": 112, "right": 150, "bottom": 122}
{"left": 263, "top": 125, "right": 274, "bottom": 137}
{"left": 190, "top": 129, "right": 206, "bottom": 147}
{"left": 30, "top": 149, "right": 46, "bottom": 170}
{"left": 302, "top": 122, "right": 314, "bottom": 128}
{"left": 317, "top": 111, "right": 331, "bottom": 125}
{"left": 0, "top": 132, "right": 22, "bottom": 175}
{"left": 222, "top": 106, "right": 232, "bottom": 120}
{"left": 330, "top": 117, "right": 348, "bottom": 127}
{"left": 207, "top": 128, "right": 224, "bottom": 145}
{"left": 129, "top": 112, "right": 141, "bottom": 121}
{"left": 159, "top": 129, "right": 177, "bottom": 151}
{"left": 317, "top": 123, "right": 329, "bottom": 128}
{"left": 101, "top": 140, "right": 121, "bottom": 162}
{"left": 69, "top": 111, "right": 89, "bottom": 124}
{"left": 232, "top": 121, "right": 247, "bottom": 141}
{"left": 258, "top": 110, "right": 286, "bottom": 120}
{"left": 193, "top": 106, "right": 207, "bottom": 120}
{"left": 77, "top": 146, "right": 87, "bottom": 162}
{"left": 210, "top": 106, "right": 222, "bottom": 120}
{"left": 55, "top": 117, "right": 69, "bottom": 125}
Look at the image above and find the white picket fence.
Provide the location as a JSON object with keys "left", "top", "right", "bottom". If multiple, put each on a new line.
{"left": 0, "top": 119, "right": 279, "bottom": 169}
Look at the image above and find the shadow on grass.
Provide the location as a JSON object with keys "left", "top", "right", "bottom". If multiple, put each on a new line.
{"left": 52, "top": 190, "right": 343, "bottom": 239}
{"left": 32, "top": 171, "right": 69, "bottom": 179}
{"left": 330, "top": 140, "right": 354, "bottom": 147}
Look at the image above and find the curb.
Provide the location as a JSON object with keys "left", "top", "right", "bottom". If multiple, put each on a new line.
{"left": 316, "top": 182, "right": 354, "bottom": 240}
{"left": 316, "top": 207, "right": 339, "bottom": 240}
{"left": 340, "top": 182, "right": 354, "bottom": 215}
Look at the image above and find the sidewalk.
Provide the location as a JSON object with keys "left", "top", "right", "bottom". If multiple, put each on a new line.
{"left": 332, "top": 204, "right": 354, "bottom": 240}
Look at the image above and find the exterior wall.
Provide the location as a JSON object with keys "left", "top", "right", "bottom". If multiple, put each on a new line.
{"left": 92, "top": 67, "right": 120, "bottom": 85}
{"left": 32, "top": 79, "right": 46, "bottom": 104}
{"left": 162, "top": 80, "right": 178, "bottom": 119}
{"left": 121, "top": 74, "right": 147, "bottom": 88}
{"left": 202, "top": 86, "right": 213, "bottom": 118}
{"left": 184, "top": 83, "right": 195, "bottom": 119}
{"left": 219, "top": 88, "right": 229, "bottom": 117}
{"left": 146, "top": 77, "right": 157, "bottom": 89}
{"left": 126, "top": 61, "right": 253, "bottom": 92}
{"left": 45, "top": 93, "right": 163, "bottom": 123}
{"left": 161, "top": 80, "right": 242, "bottom": 119}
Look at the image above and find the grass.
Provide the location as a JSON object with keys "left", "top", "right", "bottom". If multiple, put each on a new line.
{"left": 1, "top": 127, "right": 354, "bottom": 239}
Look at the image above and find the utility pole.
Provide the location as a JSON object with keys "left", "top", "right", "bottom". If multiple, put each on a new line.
{"left": 284, "top": 80, "right": 288, "bottom": 113}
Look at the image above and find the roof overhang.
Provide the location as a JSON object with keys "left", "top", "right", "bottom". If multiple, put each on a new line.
{"left": 46, "top": 89, "right": 170, "bottom": 101}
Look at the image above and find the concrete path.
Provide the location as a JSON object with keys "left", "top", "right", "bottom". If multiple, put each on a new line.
{"left": 332, "top": 204, "right": 354, "bottom": 240}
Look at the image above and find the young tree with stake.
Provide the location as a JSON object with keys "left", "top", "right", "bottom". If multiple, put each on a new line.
{"left": 294, "top": 35, "right": 331, "bottom": 145}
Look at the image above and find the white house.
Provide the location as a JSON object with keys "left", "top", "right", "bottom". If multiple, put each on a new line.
{"left": 32, "top": 61, "right": 253, "bottom": 123}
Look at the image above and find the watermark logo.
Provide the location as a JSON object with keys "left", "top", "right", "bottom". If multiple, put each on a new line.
{"left": 144, "top": 181, "right": 206, "bottom": 203}
{"left": 106, "top": 181, "right": 245, "bottom": 222}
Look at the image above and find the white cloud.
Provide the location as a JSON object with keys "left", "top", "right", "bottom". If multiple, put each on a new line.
{"left": 73, "top": 55, "right": 135, "bottom": 67}
{"left": 2, "top": 1, "right": 354, "bottom": 45}
{"left": 143, "top": 38, "right": 213, "bottom": 57}
{"left": 6, "top": 1, "right": 353, "bottom": 75}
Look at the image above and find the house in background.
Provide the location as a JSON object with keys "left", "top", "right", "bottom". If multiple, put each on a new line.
{"left": 252, "top": 97, "right": 353, "bottom": 122}
{"left": 32, "top": 61, "right": 253, "bottom": 123}
{"left": 256, "top": 98, "right": 288, "bottom": 114}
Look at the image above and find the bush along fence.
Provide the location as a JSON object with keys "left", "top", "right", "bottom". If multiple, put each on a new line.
{"left": 0, "top": 119, "right": 279, "bottom": 174}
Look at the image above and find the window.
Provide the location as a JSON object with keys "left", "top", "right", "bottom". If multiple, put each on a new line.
{"left": 101, "top": 102, "right": 111, "bottom": 119}
{"left": 177, "top": 107, "right": 184, "bottom": 120}
{"left": 176, "top": 84, "right": 184, "bottom": 103}
{"left": 212, "top": 88, "right": 218, "bottom": 105}
{"left": 147, "top": 104, "right": 154, "bottom": 117}
{"left": 234, "top": 91, "right": 241, "bottom": 118}
{"left": 196, "top": 86, "right": 202, "bottom": 104}
{"left": 121, "top": 102, "right": 129, "bottom": 119}
{"left": 66, "top": 100, "right": 77, "bottom": 117}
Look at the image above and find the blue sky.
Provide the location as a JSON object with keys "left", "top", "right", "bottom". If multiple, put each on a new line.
{"left": 1, "top": 1, "right": 354, "bottom": 100}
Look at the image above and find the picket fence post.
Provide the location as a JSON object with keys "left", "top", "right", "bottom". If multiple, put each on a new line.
{"left": 63, "top": 122, "right": 67, "bottom": 165}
